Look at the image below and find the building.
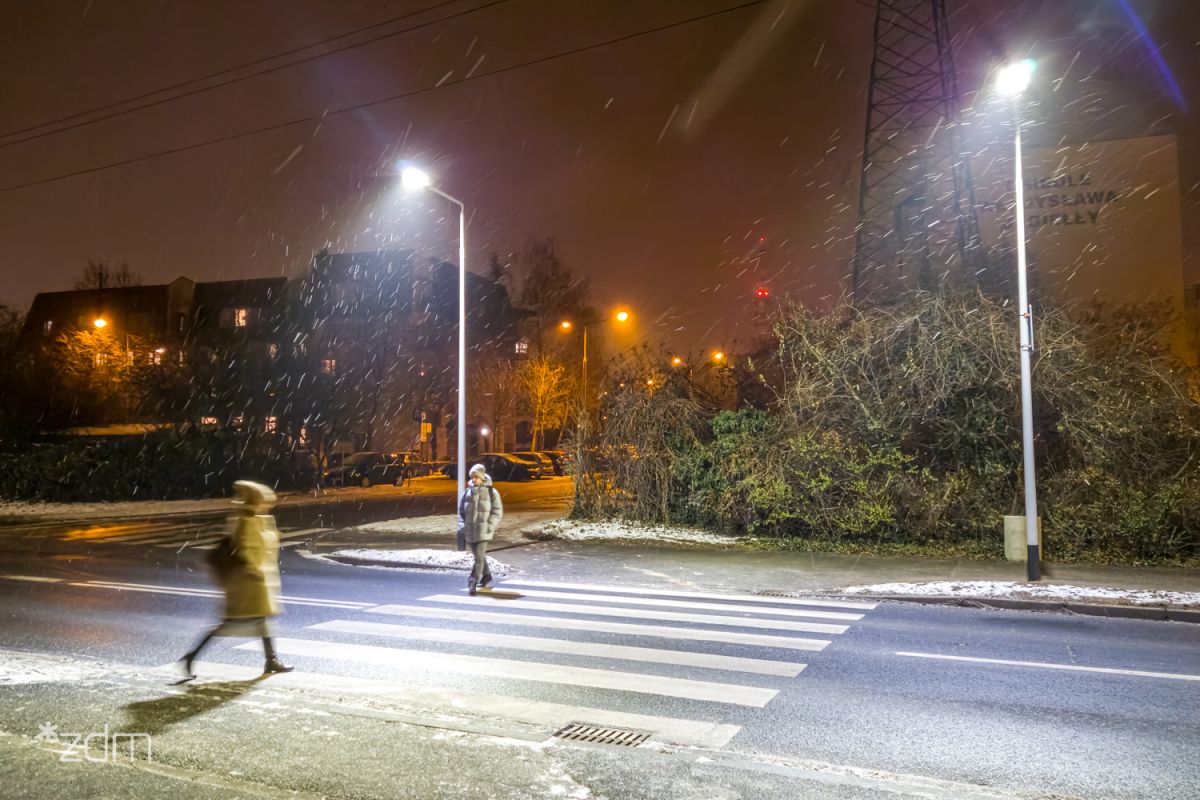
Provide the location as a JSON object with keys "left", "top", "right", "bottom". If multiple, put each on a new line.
{"left": 18, "top": 251, "right": 531, "bottom": 454}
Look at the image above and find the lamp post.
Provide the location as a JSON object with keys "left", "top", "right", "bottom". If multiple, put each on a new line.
{"left": 996, "top": 60, "right": 1041, "bottom": 581}
{"left": 402, "top": 165, "right": 468, "bottom": 508}
{"left": 559, "top": 308, "right": 632, "bottom": 419}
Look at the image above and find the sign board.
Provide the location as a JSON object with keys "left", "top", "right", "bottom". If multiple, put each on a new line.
{"left": 973, "top": 134, "right": 1184, "bottom": 309}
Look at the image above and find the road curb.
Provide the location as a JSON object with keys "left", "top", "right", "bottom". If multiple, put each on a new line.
{"left": 855, "top": 593, "right": 1200, "bottom": 624}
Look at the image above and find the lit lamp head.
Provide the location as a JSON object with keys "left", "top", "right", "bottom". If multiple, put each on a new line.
{"left": 400, "top": 165, "right": 432, "bottom": 192}
{"left": 712, "top": 351, "right": 725, "bottom": 363}
{"left": 559, "top": 320, "right": 573, "bottom": 331}
{"left": 93, "top": 318, "right": 108, "bottom": 329}
{"left": 996, "top": 59, "right": 1035, "bottom": 97}
{"left": 480, "top": 426, "right": 490, "bottom": 437}
{"left": 614, "top": 309, "right": 631, "bottom": 324}
{"left": 671, "top": 356, "right": 683, "bottom": 367}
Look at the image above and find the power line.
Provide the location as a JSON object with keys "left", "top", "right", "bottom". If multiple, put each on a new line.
{"left": 0, "top": 0, "right": 767, "bottom": 195}
{"left": 0, "top": 0, "right": 507, "bottom": 150}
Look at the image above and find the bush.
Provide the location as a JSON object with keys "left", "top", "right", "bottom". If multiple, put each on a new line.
{"left": 0, "top": 429, "right": 314, "bottom": 502}
{"left": 576, "top": 290, "right": 1200, "bottom": 564}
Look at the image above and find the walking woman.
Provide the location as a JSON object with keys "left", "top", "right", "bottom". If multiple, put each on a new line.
{"left": 179, "top": 480, "right": 293, "bottom": 681}
{"left": 458, "top": 463, "right": 503, "bottom": 595}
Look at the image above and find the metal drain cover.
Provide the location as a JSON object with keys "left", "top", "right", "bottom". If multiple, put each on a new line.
{"left": 553, "top": 722, "right": 651, "bottom": 747}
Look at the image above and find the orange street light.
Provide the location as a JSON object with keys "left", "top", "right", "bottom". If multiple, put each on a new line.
{"left": 712, "top": 351, "right": 726, "bottom": 363}
{"left": 671, "top": 356, "right": 683, "bottom": 367}
{"left": 93, "top": 318, "right": 108, "bottom": 329}
{"left": 559, "top": 320, "right": 573, "bottom": 331}
{"left": 614, "top": 309, "right": 631, "bottom": 323}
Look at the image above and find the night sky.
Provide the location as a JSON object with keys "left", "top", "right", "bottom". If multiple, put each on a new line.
{"left": 2, "top": 0, "right": 1197, "bottom": 352}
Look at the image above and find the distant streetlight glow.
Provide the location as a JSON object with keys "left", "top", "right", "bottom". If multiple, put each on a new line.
{"left": 559, "top": 320, "right": 572, "bottom": 330}
{"left": 93, "top": 318, "right": 107, "bottom": 329}
{"left": 712, "top": 351, "right": 725, "bottom": 363}
{"left": 614, "top": 309, "right": 630, "bottom": 323}
{"left": 671, "top": 356, "right": 683, "bottom": 367}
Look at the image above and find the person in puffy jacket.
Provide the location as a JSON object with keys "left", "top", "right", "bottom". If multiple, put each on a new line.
{"left": 178, "top": 480, "right": 293, "bottom": 681}
{"left": 458, "top": 463, "right": 503, "bottom": 595}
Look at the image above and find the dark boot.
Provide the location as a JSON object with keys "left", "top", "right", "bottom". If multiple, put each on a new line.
{"left": 468, "top": 577, "right": 478, "bottom": 596}
{"left": 177, "top": 630, "right": 215, "bottom": 683}
{"left": 261, "top": 636, "right": 293, "bottom": 674}
{"left": 479, "top": 573, "right": 493, "bottom": 589}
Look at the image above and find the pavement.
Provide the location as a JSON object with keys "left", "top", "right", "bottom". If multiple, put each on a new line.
{"left": 302, "top": 516, "right": 1200, "bottom": 624}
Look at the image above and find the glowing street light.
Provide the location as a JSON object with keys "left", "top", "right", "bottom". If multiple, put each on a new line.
{"left": 671, "top": 356, "right": 683, "bottom": 367}
{"left": 996, "top": 59, "right": 1041, "bottom": 581}
{"left": 560, "top": 307, "right": 634, "bottom": 420}
{"left": 93, "top": 318, "right": 108, "bottom": 329}
{"left": 711, "top": 351, "right": 726, "bottom": 363}
{"left": 401, "top": 163, "right": 468, "bottom": 509}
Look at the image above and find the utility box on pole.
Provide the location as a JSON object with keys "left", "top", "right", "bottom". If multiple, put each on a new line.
{"left": 1004, "top": 515, "right": 1042, "bottom": 562}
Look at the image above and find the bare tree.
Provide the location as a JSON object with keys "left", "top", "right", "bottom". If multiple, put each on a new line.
{"left": 74, "top": 261, "right": 142, "bottom": 291}
{"left": 520, "top": 355, "right": 572, "bottom": 450}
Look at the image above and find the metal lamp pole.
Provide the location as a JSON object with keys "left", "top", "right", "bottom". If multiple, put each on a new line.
{"left": 998, "top": 61, "right": 1040, "bottom": 581}
{"left": 401, "top": 166, "right": 468, "bottom": 507}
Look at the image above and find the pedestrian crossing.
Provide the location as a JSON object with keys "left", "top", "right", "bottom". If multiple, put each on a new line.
{"left": 53, "top": 520, "right": 330, "bottom": 550}
{"left": 194, "top": 578, "right": 877, "bottom": 748}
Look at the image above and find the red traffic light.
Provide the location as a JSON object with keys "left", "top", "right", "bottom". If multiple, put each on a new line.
{"left": 755, "top": 287, "right": 770, "bottom": 299}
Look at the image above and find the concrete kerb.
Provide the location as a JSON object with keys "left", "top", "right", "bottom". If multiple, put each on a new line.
{"left": 843, "top": 593, "right": 1200, "bottom": 624}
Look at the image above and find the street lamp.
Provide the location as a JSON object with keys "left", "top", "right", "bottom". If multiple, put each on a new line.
{"left": 93, "top": 318, "right": 108, "bottom": 329}
{"left": 401, "top": 164, "right": 468, "bottom": 510}
{"left": 559, "top": 307, "right": 633, "bottom": 418}
{"left": 997, "top": 59, "right": 1041, "bottom": 581}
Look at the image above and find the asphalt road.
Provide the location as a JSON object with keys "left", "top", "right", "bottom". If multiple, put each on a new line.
{"left": 0, "top": 495, "right": 1198, "bottom": 799}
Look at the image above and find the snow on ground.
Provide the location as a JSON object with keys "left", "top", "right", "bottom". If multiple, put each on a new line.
{"left": 842, "top": 580, "right": 1200, "bottom": 608}
{"left": 357, "top": 516, "right": 458, "bottom": 535}
{"left": 318, "top": 548, "right": 512, "bottom": 575}
{"left": 0, "top": 649, "right": 111, "bottom": 685}
{"left": 536, "top": 519, "right": 740, "bottom": 546}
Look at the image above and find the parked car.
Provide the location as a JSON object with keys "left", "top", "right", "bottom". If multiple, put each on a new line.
{"left": 439, "top": 453, "right": 535, "bottom": 482}
{"left": 509, "top": 451, "right": 554, "bottom": 479}
{"left": 324, "top": 451, "right": 411, "bottom": 487}
{"left": 537, "top": 450, "right": 568, "bottom": 476}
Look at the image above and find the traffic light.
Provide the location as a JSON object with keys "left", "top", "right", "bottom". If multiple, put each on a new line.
{"left": 755, "top": 287, "right": 770, "bottom": 299}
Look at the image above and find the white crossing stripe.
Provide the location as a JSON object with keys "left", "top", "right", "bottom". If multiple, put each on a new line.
{"left": 897, "top": 652, "right": 1200, "bottom": 682}
{"left": 367, "top": 604, "right": 830, "bottom": 651}
{"left": 419, "top": 594, "right": 849, "bottom": 635}
{"left": 310, "top": 619, "right": 806, "bottom": 677}
{"left": 243, "top": 637, "right": 779, "bottom": 707}
{"left": 500, "top": 580, "right": 877, "bottom": 610}
{"left": 182, "top": 659, "right": 740, "bottom": 748}
{"left": 491, "top": 587, "right": 863, "bottom": 621}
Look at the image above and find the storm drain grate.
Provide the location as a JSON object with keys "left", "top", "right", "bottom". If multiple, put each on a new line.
{"left": 753, "top": 589, "right": 803, "bottom": 598}
{"left": 553, "top": 722, "right": 651, "bottom": 747}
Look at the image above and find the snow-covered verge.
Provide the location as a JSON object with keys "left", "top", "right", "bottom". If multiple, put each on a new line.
{"left": 842, "top": 581, "right": 1200, "bottom": 609}
{"left": 314, "top": 547, "right": 512, "bottom": 575}
{"left": 533, "top": 519, "right": 741, "bottom": 546}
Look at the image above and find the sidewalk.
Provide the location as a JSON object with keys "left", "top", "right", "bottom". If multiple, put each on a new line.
{"left": 305, "top": 516, "right": 1200, "bottom": 623}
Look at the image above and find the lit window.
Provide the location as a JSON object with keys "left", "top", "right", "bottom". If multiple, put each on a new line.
{"left": 42, "top": 320, "right": 53, "bottom": 336}
{"left": 177, "top": 350, "right": 187, "bottom": 366}
{"left": 321, "top": 358, "right": 337, "bottom": 375}
{"left": 232, "top": 414, "right": 246, "bottom": 429}
{"left": 94, "top": 352, "right": 107, "bottom": 367}
{"left": 514, "top": 338, "right": 529, "bottom": 355}
{"left": 234, "top": 308, "right": 249, "bottom": 327}
{"left": 269, "top": 343, "right": 279, "bottom": 360}
{"left": 265, "top": 416, "right": 278, "bottom": 433}
{"left": 200, "top": 416, "right": 218, "bottom": 427}
{"left": 298, "top": 426, "right": 309, "bottom": 446}
{"left": 150, "top": 349, "right": 164, "bottom": 366}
